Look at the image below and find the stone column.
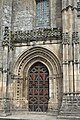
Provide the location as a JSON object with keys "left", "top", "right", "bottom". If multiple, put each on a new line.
{"left": 60, "top": 0, "right": 80, "bottom": 115}
{"left": 72, "top": 1, "right": 79, "bottom": 93}
{"left": 0, "top": 0, "right": 3, "bottom": 99}
{"left": 60, "top": 0, "right": 73, "bottom": 114}
{"left": 62, "top": 1, "right": 70, "bottom": 94}
{"left": 72, "top": 33, "right": 80, "bottom": 93}
{"left": 2, "top": 40, "right": 10, "bottom": 114}
{"left": 2, "top": 45, "right": 9, "bottom": 98}
{"left": 67, "top": 6, "right": 73, "bottom": 94}
{"left": 63, "top": 43, "right": 69, "bottom": 94}
{"left": 48, "top": 76, "right": 54, "bottom": 111}
{"left": 48, "top": 75, "right": 58, "bottom": 113}
{"left": 1, "top": 26, "right": 12, "bottom": 116}
{"left": 25, "top": 77, "right": 28, "bottom": 110}
{"left": 49, "top": 76, "right": 54, "bottom": 100}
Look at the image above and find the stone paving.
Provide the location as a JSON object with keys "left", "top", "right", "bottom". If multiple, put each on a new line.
{"left": 0, "top": 113, "right": 66, "bottom": 120}
{"left": 0, "top": 112, "right": 80, "bottom": 120}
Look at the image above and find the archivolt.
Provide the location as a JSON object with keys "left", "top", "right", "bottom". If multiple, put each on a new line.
{"left": 13, "top": 47, "right": 62, "bottom": 78}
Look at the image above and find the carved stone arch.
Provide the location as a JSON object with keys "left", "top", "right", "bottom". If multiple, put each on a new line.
{"left": 14, "top": 47, "right": 62, "bottom": 76}
{"left": 13, "top": 47, "right": 62, "bottom": 112}
{"left": 23, "top": 58, "right": 53, "bottom": 78}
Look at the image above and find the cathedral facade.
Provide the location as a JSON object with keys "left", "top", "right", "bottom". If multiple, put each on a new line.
{"left": 0, "top": 0, "right": 80, "bottom": 116}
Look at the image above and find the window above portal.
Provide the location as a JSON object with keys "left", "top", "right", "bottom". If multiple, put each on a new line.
{"left": 36, "top": 0, "right": 50, "bottom": 28}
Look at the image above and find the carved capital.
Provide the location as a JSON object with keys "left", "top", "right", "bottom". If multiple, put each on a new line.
{"left": 2, "top": 40, "right": 9, "bottom": 46}
{"left": 72, "top": 32, "right": 79, "bottom": 44}
{"left": 62, "top": 33, "right": 70, "bottom": 45}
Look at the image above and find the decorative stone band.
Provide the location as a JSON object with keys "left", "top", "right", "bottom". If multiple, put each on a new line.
{"left": 72, "top": 32, "right": 79, "bottom": 44}
{"left": 62, "top": 32, "right": 79, "bottom": 45}
{"left": 63, "top": 60, "right": 80, "bottom": 65}
{"left": 11, "top": 28, "right": 62, "bottom": 43}
{"left": 62, "top": 33, "right": 70, "bottom": 44}
{"left": 3, "top": 26, "right": 79, "bottom": 45}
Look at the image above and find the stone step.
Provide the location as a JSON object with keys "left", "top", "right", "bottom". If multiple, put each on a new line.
{"left": 0, "top": 114, "right": 67, "bottom": 120}
{"left": 1, "top": 112, "right": 80, "bottom": 120}
{"left": 57, "top": 115, "right": 80, "bottom": 120}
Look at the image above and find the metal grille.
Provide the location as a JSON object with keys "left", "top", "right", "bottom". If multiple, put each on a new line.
{"left": 28, "top": 62, "right": 49, "bottom": 112}
{"left": 36, "top": 0, "right": 50, "bottom": 27}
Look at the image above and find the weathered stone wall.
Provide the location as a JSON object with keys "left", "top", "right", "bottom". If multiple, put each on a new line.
{"left": 12, "top": 0, "right": 62, "bottom": 31}
{"left": 77, "top": 18, "right": 80, "bottom": 38}
{"left": 12, "top": 0, "right": 34, "bottom": 31}
{"left": 2, "top": 0, "right": 12, "bottom": 30}
{"left": 0, "top": 0, "right": 3, "bottom": 98}
{"left": 77, "top": 17, "right": 80, "bottom": 83}
{"left": 0, "top": 0, "right": 80, "bottom": 114}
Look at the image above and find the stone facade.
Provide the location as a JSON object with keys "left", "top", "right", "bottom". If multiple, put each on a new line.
{"left": 0, "top": 0, "right": 80, "bottom": 117}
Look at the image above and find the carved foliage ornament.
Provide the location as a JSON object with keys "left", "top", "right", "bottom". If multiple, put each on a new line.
{"left": 11, "top": 28, "right": 62, "bottom": 43}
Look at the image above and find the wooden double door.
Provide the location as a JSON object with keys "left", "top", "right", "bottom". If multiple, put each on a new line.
{"left": 28, "top": 62, "right": 49, "bottom": 112}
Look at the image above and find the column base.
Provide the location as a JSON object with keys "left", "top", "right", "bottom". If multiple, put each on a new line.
{"left": 48, "top": 99, "right": 59, "bottom": 115}
{"left": 59, "top": 94, "right": 80, "bottom": 115}
{"left": 1, "top": 97, "right": 11, "bottom": 116}
{"left": 0, "top": 112, "right": 11, "bottom": 117}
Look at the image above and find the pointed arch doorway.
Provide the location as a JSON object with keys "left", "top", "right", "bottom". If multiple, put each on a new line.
{"left": 28, "top": 62, "right": 49, "bottom": 112}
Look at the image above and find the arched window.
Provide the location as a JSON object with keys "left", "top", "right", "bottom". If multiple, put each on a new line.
{"left": 36, "top": 0, "right": 50, "bottom": 27}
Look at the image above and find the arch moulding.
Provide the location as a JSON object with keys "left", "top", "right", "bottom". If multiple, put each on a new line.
{"left": 13, "top": 46, "right": 62, "bottom": 112}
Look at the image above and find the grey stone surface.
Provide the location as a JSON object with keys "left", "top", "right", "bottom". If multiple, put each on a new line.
{"left": 0, "top": 0, "right": 80, "bottom": 118}
{"left": 0, "top": 114, "right": 66, "bottom": 120}
{"left": 0, "top": 113, "right": 80, "bottom": 120}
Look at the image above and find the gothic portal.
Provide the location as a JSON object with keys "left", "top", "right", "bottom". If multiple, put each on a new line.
{"left": 0, "top": 0, "right": 80, "bottom": 117}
